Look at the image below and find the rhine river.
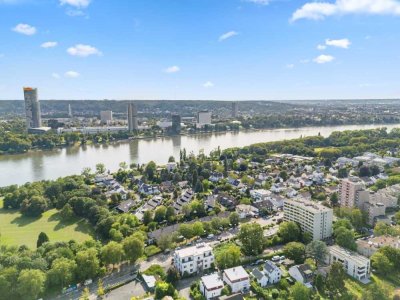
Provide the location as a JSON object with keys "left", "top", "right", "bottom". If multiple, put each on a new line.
{"left": 1, "top": 123, "right": 399, "bottom": 187}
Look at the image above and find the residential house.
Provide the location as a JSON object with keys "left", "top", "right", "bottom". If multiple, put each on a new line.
{"left": 200, "top": 273, "right": 224, "bottom": 300}
{"left": 166, "top": 162, "right": 177, "bottom": 172}
{"left": 205, "top": 195, "right": 217, "bottom": 212}
{"left": 139, "top": 183, "right": 160, "bottom": 195}
{"left": 357, "top": 235, "right": 400, "bottom": 257}
{"left": 288, "top": 264, "right": 314, "bottom": 288}
{"left": 116, "top": 199, "right": 135, "bottom": 213}
{"left": 250, "top": 189, "right": 271, "bottom": 202}
{"left": 209, "top": 172, "right": 224, "bottom": 183}
{"left": 251, "top": 261, "right": 281, "bottom": 287}
{"left": 223, "top": 266, "right": 250, "bottom": 294}
{"left": 173, "top": 189, "right": 194, "bottom": 213}
{"left": 235, "top": 204, "right": 259, "bottom": 219}
{"left": 253, "top": 200, "right": 274, "bottom": 214}
{"left": 217, "top": 194, "right": 238, "bottom": 210}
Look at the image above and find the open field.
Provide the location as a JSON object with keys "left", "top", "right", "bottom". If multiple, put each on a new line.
{"left": 0, "top": 199, "right": 95, "bottom": 248}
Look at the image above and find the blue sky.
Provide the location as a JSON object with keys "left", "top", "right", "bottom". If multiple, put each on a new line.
{"left": 1, "top": 0, "right": 400, "bottom": 100}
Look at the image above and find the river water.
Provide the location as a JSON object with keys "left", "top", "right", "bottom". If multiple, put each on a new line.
{"left": 0, "top": 123, "right": 399, "bottom": 187}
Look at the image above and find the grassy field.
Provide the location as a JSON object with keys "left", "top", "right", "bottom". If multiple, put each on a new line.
{"left": 0, "top": 199, "right": 95, "bottom": 248}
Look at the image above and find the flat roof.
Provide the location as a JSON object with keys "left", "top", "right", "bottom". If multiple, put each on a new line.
{"left": 174, "top": 243, "right": 212, "bottom": 258}
{"left": 328, "top": 245, "right": 370, "bottom": 265}
{"left": 224, "top": 266, "right": 249, "bottom": 282}
{"left": 201, "top": 273, "right": 224, "bottom": 289}
{"left": 285, "top": 198, "right": 332, "bottom": 213}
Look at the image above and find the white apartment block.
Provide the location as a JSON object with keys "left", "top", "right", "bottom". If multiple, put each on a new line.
{"left": 339, "top": 177, "right": 365, "bottom": 208}
{"left": 223, "top": 266, "right": 250, "bottom": 294}
{"left": 284, "top": 198, "right": 333, "bottom": 241}
{"left": 325, "top": 245, "right": 370, "bottom": 282}
{"left": 200, "top": 273, "right": 224, "bottom": 300}
{"left": 173, "top": 243, "right": 214, "bottom": 275}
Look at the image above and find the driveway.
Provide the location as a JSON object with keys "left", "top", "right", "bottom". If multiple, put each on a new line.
{"left": 139, "top": 252, "right": 172, "bottom": 272}
{"left": 177, "top": 275, "right": 200, "bottom": 299}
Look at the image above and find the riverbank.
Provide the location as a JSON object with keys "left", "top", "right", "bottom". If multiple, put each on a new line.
{"left": 1, "top": 121, "right": 397, "bottom": 157}
{"left": 0, "top": 123, "right": 399, "bottom": 187}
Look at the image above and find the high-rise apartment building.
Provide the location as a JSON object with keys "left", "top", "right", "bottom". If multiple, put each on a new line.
{"left": 232, "top": 102, "right": 238, "bottom": 118}
{"left": 23, "top": 87, "right": 42, "bottom": 129}
{"left": 284, "top": 198, "right": 333, "bottom": 240}
{"left": 171, "top": 114, "right": 181, "bottom": 134}
{"left": 127, "top": 103, "right": 138, "bottom": 131}
{"left": 339, "top": 177, "right": 366, "bottom": 208}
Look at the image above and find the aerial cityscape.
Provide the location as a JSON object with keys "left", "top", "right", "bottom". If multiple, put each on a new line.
{"left": 1, "top": 1, "right": 400, "bottom": 300}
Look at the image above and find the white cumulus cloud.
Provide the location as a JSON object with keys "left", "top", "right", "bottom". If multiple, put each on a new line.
{"left": 291, "top": 0, "right": 400, "bottom": 22}
{"left": 60, "top": 0, "right": 90, "bottom": 8}
{"left": 41, "top": 41, "right": 58, "bottom": 48}
{"left": 313, "top": 54, "right": 335, "bottom": 64}
{"left": 325, "top": 38, "right": 351, "bottom": 48}
{"left": 219, "top": 31, "right": 238, "bottom": 41}
{"left": 164, "top": 66, "right": 180, "bottom": 73}
{"left": 203, "top": 81, "right": 214, "bottom": 88}
{"left": 52, "top": 73, "right": 61, "bottom": 79}
{"left": 317, "top": 44, "right": 327, "bottom": 50}
{"left": 12, "top": 23, "right": 36, "bottom": 35}
{"left": 67, "top": 44, "right": 102, "bottom": 57}
{"left": 65, "top": 71, "right": 80, "bottom": 78}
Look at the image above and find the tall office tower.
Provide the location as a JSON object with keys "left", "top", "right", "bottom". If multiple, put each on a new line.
{"left": 68, "top": 104, "right": 73, "bottom": 118}
{"left": 232, "top": 102, "right": 238, "bottom": 118}
{"left": 197, "top": 111, "right": 212, "bottom": 125}
{"left": 128, "top": 102, "right": 138, "bottom": 131}
{"left": 23, "top": 87, "right": 42, "bottom": 129}
{"left": 100, "top": 110, "right": 113, "bottom": 124}
{"left": 171, "top": 114, "right": 181, "bottom": 134}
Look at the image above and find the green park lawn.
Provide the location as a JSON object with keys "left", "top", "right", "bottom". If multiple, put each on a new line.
{"left": 0, "top": 199, "right": 95, "bottom": 248}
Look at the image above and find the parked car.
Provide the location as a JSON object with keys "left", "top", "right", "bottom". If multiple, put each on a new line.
{"left": 271, "top": 255, "right": 280, "bottom": 262}
{"left": 207, "top": 234, "right": 214, "bottom": 239}
{"left": 84, "top": 279, "right": 92, "bottom": 286}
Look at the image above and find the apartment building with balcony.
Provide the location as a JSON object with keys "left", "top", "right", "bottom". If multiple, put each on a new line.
{"left": 283, "top": 198, "right": 333, "bottom": 241}
{"left": 173, "top": 243, "right": 214, "bottom": 275}
{"left": 325, "top": 245, "right": 370, "bottom": 282}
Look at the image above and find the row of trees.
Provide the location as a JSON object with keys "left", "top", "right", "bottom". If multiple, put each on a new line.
{"left": 1, "top": 174, "right": 143, "bottom": 241}
{"left": 0, "top": 231, "right": 145, "bottom": 300}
